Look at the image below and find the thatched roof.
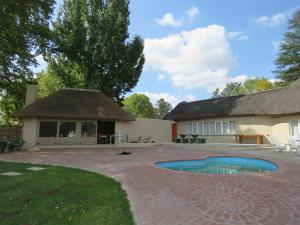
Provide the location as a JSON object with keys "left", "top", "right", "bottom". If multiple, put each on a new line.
{"left": 14, "top": 88, "right": 135, "bottom": 121}
{"left": 165, "top": 78, "right": 300, "bottom": 121}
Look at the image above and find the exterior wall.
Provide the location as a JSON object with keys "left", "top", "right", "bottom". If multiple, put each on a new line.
{"left": 24, "top": 119, "right": 98, "bottom": 148}
{"left": 23, "top": 118, "right": 38, "bottom": 148}
{"left": 272, "top": 115, "right": 300, "bottom": 144}
{"left": 176, "top": 116, "right": 273, "bottom": 144}
{"left": 115, "top": 118, "right": 174, "bottom": 143}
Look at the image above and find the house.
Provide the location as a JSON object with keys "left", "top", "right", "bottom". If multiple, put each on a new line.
{"left": 165, "top": 78, "right": 300, "bottom": 144}
{"left": 15, "top": 85, "right": 173, "bottom": 148}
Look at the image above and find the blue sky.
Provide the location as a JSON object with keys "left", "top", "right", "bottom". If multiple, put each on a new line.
{"left": 39, "top": 0, "right": 300, "bottom": 106}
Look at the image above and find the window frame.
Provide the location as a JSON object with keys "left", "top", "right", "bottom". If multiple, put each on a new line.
{"left": 59, "top": 121, "right": 77, "bottom": 138}
{"left": 81, "top": 121, "right": 97, "bottom": 137}
{"left": 290, "top": 120, "right": 300, "bottom": 137}
{"left": 39, "top": 121, "right": 58, "bottom": 138}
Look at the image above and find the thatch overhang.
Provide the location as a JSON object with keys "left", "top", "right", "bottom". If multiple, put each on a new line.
{"left": 14, "top": 89, "right": 135, "bottom": 121}
{"left": 165, "top": 78, "right": 300, "bottom": 121}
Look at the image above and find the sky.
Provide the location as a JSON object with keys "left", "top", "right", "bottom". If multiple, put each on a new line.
{"left": 37, "top": 0, "right": 300, "bottom": 107}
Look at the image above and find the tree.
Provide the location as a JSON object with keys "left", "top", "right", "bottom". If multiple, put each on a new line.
{"left": 123, "top": 94, "right": 155, "bottom": 118}
{"left": 0, "top": 0, "right": 55, "bottom": 94}
{"left": 155, "top": 98, "right": 172, "bottom": 119}
{"left": 212, "top": 82, "right": 244, "bottom": 98}
{"left": 51, "top": 0, "right": 145, "bottom": 104}
{"left": 275, "top": 10, "right": 300, "bottom": 84}
{"left": 36, "top": 70, "right": 64, "bottom": 98}
{"left": 0, "top": 0, "right": 55, "bottom": 124}
{"left": 212, "top": 78, "right": 274, "bottom": 98}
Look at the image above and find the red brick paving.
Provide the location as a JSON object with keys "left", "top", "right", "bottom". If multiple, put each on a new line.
{"left": 0, "top": 145, "right": 300, "bottom": 225}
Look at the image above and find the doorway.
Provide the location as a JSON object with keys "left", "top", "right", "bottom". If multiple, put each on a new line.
{"left": 97, "top": 121, "right": 115, "bottom": 144}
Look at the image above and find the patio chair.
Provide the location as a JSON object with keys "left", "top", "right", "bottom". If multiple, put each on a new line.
{"left": 288, "top": 136, "right": 300, "bottom": 154}
{"left": 270, "top": 136, "right": 285, "bottom": 152}
{"left": 143, "top": 137, "right": 151, "bottom": 143}
{"left": 0, "top": 141, "right": 8, "bottom": 153}
{"left": 8, "top": 139, "right": 25, "bottom": 152}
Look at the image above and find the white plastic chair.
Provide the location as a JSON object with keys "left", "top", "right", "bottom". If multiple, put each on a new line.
{"left": 270, "top": 136, "right": 286, "bottom": 152}
{"left": 288, "top": 136, "right": 300, "bottom": 154}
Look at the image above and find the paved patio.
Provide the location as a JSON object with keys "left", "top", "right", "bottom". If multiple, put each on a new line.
{"left": 0, "top": 144, "right": 300, "bottom": 225}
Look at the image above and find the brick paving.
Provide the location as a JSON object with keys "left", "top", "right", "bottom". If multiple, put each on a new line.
{"left": 0, "top": 145, "right": 300, "bottom": 225}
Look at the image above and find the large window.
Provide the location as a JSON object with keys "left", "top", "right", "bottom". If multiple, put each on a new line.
{"left": 198, "top": 123, "right": 203, "bottom": 135}
{"left": 39, "top": 121, "right": 58, "bottom": 137}
{"left": 59, "top": 122, "right": 76, "bottom": 137}
{"left": 216, "top": 122, "right": 222, "bottom": 134}
{"left": 290, "top": 120, "right": 300, "bottom": 137}
{"left": 187, "top": 123, "right": 193, "bottom": 134}
{"left": 210, "top": 122, "right": 215, "bottom": 135}
{"left": 186, "top": 120, "right": 236, "bottom": 135}
{"left": 229, "top": 121, "right": 236, "bottom": 134}
{"left": 81, "top": 122, "right": 96, "bottom": 137}
{"left": 204, "top": 123, "right": 209, "bottom": 135}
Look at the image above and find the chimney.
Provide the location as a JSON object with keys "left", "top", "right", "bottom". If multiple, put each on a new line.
{"left": 25, "top": 84, "right": 38, "bottom": 106}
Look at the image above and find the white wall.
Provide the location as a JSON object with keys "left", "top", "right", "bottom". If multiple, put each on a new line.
{"left": 115, "top": 118, "right": 174, "bottom": 143}
{"left": 23, "top": 118, "right": 38, "bottom": 148}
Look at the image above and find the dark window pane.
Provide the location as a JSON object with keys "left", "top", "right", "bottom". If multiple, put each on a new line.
{"left": 81, "top": 122, "right": 96, "bottom": 137}
{"left": 59, "top": 122, "right": 76, "bottom": 137}
{"left": 39, "top": 121, "right": 57, "bottom": 137}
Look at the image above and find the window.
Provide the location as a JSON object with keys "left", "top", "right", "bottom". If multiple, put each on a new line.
{"left": 229, "top": 121, "right": 236, "bottom": 134}
{"left": 81, "top": 122, "right": 96, "bottom": 137}
{"left": 59, "top": 122, "right": 76, "bottom": 137}
{"left": 216, "top": 122, "right": 222, "bottom": 134}
{"left": 198, "top": 123, "right": 203, "bottom": 135}
{"left": 192, "top": 123, "right": 198, "bottom": 134}
{"left": 223, "top": 121, "right": 229, "bottom": 134}
{"left": 187, "top": 123, "right": 193, "bottom": 134}
{"left": 290, "top": 120, "right": 300, "bottom": 137}
{"left": 39, "top": 121, "right": 58, "bottom": 137}
{"left": 204, "top": 123, "right": 209, "bottom": 135}
{"left": 209, "top": 122, "right": 215, "bottom": 135}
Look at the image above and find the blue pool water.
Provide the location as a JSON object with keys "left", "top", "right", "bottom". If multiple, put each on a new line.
{"left": 155, "top": 156, "right": 278, "bottom": 175}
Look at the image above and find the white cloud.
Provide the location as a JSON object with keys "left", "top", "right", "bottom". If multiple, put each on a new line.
{"left": 184, "top": 94, "right": 197, "bottom": 102}
{"left": 139, "top": 92, "right": 198, "bottom": 107}
{"left": 186, "top": 6, "right": 199, "bottom": 21}
{"left": 155, "top": 13, "right": 182, "bottom": 27}
{"left": 269, "top": 78, "right": 281, "bottom": 83}
{"left": 272, "top": 40, "right": 280, "bottom": 52}
{"left": 145, "top": 25, "right": 241, "bottom": 91}
{"left": 140, "top": 92, "right": 180, "bottom": 107}
{"left": 227, "top": 31, "right": 249, "bottom": 41}
{"left": 157, "top": 73, "right": 166, "bottom": 81}
{"left": 254, "top": 13, "right": 286, "bottom": 27}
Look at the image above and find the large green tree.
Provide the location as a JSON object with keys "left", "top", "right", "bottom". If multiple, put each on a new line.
{"left": 51, "top": 0, "right": 145, "bottom": 103}
{"left": 275, "top": 10, "right": 300, "bottom": 84}
{"left": 155, "top": 98, "right": 172, "bottom": 119}
{"left": 0, "top": 0, "right": 55, "bottom": 123}
{"left": 123, "top": 94, "right": 155, "bottom": 118}
{"left": 0, "top": 0, "right": 55, "bottom": 94}
{"left": 212, "top": 78, "right": 275, "bottom": 98}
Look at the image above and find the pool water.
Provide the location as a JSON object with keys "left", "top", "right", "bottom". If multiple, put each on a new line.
{"left": 155, "top": 156, "right": 278, "bottom": 175}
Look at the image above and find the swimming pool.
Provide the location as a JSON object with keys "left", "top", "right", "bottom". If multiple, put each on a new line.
{"left": 155, "top": 156, "right": 278, "bottom": 175}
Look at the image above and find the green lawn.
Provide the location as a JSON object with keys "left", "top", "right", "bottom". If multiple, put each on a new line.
{"left": 0, "top": 161, "right": 135, "bottom": 225}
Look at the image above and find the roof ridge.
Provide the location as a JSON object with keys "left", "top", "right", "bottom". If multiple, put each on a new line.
{"left": 182, "top": 81, "right": 293, "bottom": 105}
{"left": 61, "top": 88, "right": 101, "bottom": 93}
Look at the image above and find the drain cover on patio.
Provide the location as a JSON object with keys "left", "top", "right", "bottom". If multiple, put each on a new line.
{"left": 0, "top": 172, "right": 23, "bottom": 176}
{"left": 27, "top": 167, "right": 46, "bottom": 171}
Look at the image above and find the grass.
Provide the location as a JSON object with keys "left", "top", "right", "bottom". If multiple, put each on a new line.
{"left": 0, "top": 161, "right": 135, "bottom": 225}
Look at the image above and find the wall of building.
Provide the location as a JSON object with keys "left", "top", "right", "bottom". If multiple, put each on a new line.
{"left": 176, "top": 116, "right": 273, "bottom": 144}
{"left": 272, "top": 115, "right": 300, "bottom": 144}
{"left": 115, "top": 118, "right": 174, "bottom": 143}
{"left": 23, "top": 118, "right": 98, "bottom": 148}
{"left": 23, "top": 118, "right": 38, "bottom": 148}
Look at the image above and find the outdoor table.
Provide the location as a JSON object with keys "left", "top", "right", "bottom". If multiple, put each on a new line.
{"left": 179, "top": 134, "right": 186, "bottom": 143}
{"left": 191, "top": 135, "right": 198, "bottom": 143}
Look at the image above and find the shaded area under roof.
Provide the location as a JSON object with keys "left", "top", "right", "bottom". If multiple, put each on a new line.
{"left": 165, "top": 78, "right": 300, "bottom": 121}
{"left": 14, "top": 89, "right": 135, "bottom": 121}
